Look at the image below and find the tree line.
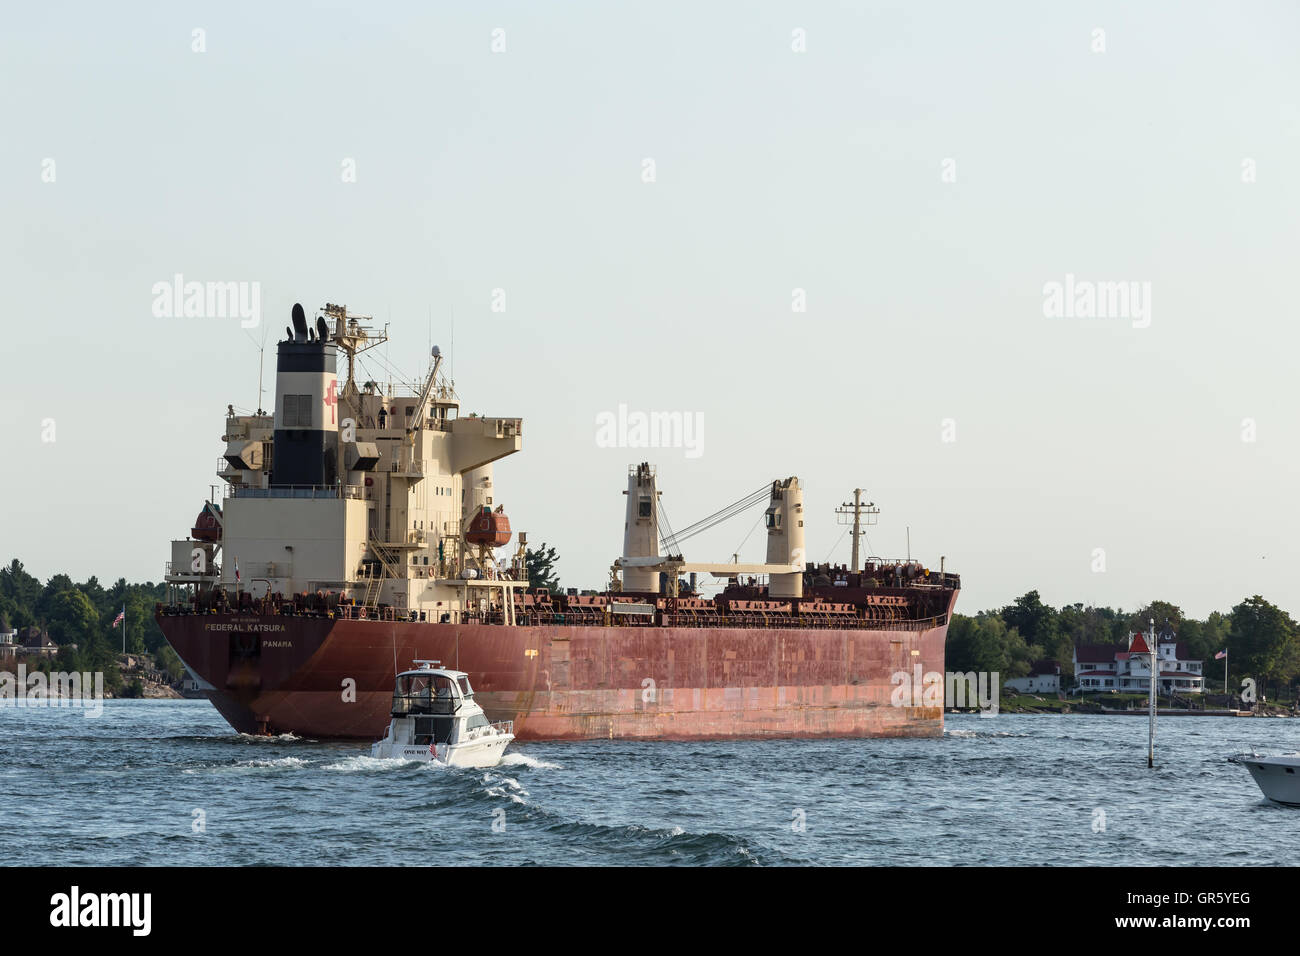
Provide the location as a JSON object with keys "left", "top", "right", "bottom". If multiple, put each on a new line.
{"left": 948, "top": 590, "right": 1299, "bottom": 698}
{"left": 0, "top": 559, "right": 184, "bottom": 692}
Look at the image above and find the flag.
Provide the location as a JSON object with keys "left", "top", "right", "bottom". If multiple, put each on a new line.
{"left": 234, "top": 558, "right": 240, "bottom": 583}
{"left": 112, "top": 609, "right": 125, "bottom": 628}
{"left": 1214, "top": 649, "right": 1227, "bottom": 660}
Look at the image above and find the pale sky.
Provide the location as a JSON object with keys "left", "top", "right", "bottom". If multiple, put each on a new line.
{"left": 2, "top": 1, "right": 1297, "bottom": 619}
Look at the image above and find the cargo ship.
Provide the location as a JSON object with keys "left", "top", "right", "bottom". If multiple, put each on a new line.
{"left": 157, "top": 302, "right": 959, "bottom": 740}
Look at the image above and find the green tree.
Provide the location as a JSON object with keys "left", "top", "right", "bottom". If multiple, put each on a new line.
{"left": 0, "top": 560, "right": 39, "bottom": 599}
{"left": 1128, "top": 600, "right": 1184, "bottom": 633}
{"left": 525, "top": 543, "right": 562, "bottom": 594}
{"left": 79, "top": 575, "right": 107, "bottom": 609}
{"left": 1228, "top": 596, "right": 1296, "bottom": 695}
{"left": 1178, "top": 612, "right": 1230, "bottom": 687}
{"left": 44, "top": 589, "right": 100, "bottom": 646}
{"left": 947, "top": 612, "right": 1029, "bottom": 677}
{"left": 1001, "top": 591, "right": 1059, "bottom": 647}
{"left": 80, "top": 632, "right": 122, "bottom": 695}
{"left": 0, "top": 560, "right": 41, "bottom": 621}
{"left": 111, "top": 595, "right": 152, "bottom": 654}
{"left": 155, "top": 644, "right": 185, "bottom": 682}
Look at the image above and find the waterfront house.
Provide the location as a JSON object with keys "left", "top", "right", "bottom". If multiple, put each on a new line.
{"left": 1073, "top": 623, "right": 1203, "bottom": 694}
{"left": 19, "top": 626, "right": 58, "bottom": 658}
{"left": 1004, "top": 660, "right": 1061, "bottom": 695}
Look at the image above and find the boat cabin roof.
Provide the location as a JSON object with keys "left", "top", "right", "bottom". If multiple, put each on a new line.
{"left": 396, "top": 660, "right": 468, "bottom": 681}
{"left": 390, "top": 663, "right": 480, "bottom": 718}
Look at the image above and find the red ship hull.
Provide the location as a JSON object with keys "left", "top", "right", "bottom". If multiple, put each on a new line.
{"left": 158, "top": 601, "right": 954, "bottom": 740}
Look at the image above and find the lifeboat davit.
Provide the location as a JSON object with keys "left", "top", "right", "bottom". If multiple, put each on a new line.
{"left": 466, "top": 506, "right": 511, "bottom": 548}
{"left": 191, "top": 505, "right": 222, "bottom": 542}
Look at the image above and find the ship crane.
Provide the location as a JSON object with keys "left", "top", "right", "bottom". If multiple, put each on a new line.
{"left": 617, "top": 473, "right": 806, "bottom": 598}
{"left": 405, "top": 347, "right": 442, "bottom": 442}
{"left": 658, "top": 484, "right": 771, "bottom": 555}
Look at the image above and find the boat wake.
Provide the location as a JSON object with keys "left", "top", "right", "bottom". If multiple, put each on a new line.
{"left": 323, "top": 755, "right": 437, "bottom": 773}
{"left": 481, "top": 772, "right": 529, "bottom": 804}
{"left": 500, "top": 751, "right": 562, "bottom": 770}
{"left": 183, "top": 755, "right": 312, "bottom": 773}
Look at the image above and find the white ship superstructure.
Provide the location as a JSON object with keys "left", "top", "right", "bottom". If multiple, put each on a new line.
{"left": 165, "top": 302, "right": 525, "bottom": 621}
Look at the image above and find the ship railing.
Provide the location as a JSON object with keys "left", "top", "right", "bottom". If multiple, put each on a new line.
{"left": 389, "top": 455, "right": 423, "bottom": 476}
{"left": 163, "top": 560, "right": 221, "bottom": 581}
{"left": 654, "top": 611, "right": 949, "bottom": 631}
{"left": 227, "top": 485, "right": 364, "bottom": 500}
{"left": 463, "top": 720, "right": 514, "bottom": 741}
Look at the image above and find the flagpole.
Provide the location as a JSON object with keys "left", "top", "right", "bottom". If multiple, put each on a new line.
{"left": 121, "top": 604, "right": 126, "bottom": 654}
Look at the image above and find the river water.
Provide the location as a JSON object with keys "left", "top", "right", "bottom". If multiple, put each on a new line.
{"left": 2, "top": 700, "right": 1295, "bottom": 865}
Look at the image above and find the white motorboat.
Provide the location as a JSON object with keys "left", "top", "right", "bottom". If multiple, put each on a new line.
{"left": 371, "top": 661, "right": 514, "bottom": 768}
{"left": 1230, "top": 751, "right": 1300, "bottom": 806}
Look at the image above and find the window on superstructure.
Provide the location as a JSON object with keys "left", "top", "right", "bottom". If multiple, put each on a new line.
{"left": 638, "top": 497, "right": 652, "bottom": 518}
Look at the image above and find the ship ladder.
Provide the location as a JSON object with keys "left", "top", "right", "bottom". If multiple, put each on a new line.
{"left": 363, "top": 533, "right": 404, "bottom": 610}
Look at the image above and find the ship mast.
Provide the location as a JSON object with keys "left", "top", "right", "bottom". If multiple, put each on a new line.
{"left": 834, "top": 489, "right": 879, "bottom": 572}
{"left": 321, "top": 303, "right": 388, "bottom": 499}
{"left": 323, "top": 302, "right": 387, "bottom": 397}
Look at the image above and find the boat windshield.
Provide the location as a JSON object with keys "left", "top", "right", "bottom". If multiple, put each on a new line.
{"left": 392, "top": 673, "right": 460, "bottom": 716}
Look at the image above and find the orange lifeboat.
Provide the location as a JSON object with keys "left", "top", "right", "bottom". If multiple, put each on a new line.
{"left": 191, "top": 505, "right": 222, "bottom": 542}
{"left": 466, "top": 505, "right": 511, "bottom": 548}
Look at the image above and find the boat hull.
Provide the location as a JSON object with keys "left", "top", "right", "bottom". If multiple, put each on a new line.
{"left": 157, "top": 610, "right": 951, "bottom": 741}
{"left": 371, "top": 736, "right": 514, "bottom": 768}
{"left": 1235, "top": 755, "right": 1300, "bottom": 806}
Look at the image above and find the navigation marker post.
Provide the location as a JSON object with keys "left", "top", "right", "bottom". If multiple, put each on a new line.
{"left": 1147, "top": 616, "right": 1156, "bottom": 768}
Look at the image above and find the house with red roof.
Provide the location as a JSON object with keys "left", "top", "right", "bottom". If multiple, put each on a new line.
{"left": 1072, "top": 622, "right": 1203, "bottom": 694}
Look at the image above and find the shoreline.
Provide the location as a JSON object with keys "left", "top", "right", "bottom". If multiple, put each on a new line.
{"left": 948, "top": 706, "right": 1294, "bottom": 718}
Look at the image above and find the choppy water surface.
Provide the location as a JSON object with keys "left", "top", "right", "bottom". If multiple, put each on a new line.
{"left": 2, "top": 701, "right": 1296, "bottom": 865}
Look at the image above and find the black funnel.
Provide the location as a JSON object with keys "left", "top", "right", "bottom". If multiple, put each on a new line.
{"left": 291, "top": 303, "right": 309, "bottom": 341}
